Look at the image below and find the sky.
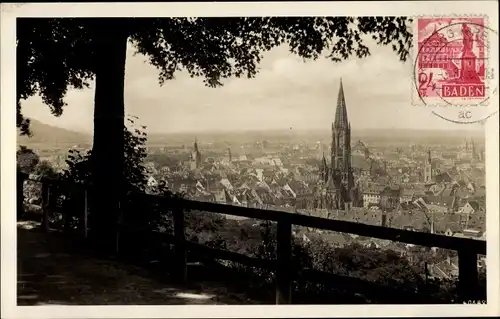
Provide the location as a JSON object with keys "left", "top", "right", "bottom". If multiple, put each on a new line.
{"left": 20, "top": 36, "right": 487, "bottom": 134}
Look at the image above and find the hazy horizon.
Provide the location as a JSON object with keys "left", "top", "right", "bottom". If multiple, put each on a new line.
{"left": 21, "top": 118, "right": 486, "bottom": 138}
{"left": 20, "top": 38, "right": 487, "bottom": 134}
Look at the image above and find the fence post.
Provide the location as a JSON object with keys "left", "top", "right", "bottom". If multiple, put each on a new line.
{"left": 116, "top": 199, "right": 122, "bottom": 255}
{"left": 173, "top": 203, "right": 187, "bottom": 284}
{"left": 17, "top": 171, "right": 26, "bottom": 220}
{"left": 41, "top": 182, "right": 51, "bottom": 232}
{"left": 63, "top": 183, "right": 72, "bottom": 232}
{"left": 276, "top": 219, "right": 292, "bottom": 304}
{"left": 458, "top": 249, "right": 479, "bottom": 303}
{"left": 83, "top": 189, "right": 89, "bottom": 239}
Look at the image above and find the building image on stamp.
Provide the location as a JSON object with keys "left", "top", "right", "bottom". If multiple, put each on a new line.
{"left": 11, "top": 12, "right": 490, "bottom": 309}
{"left": 416, "top": 17, "right": 489, "bottom": 103}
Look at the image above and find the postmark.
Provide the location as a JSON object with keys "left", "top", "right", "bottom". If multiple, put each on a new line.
{"left": 412, "top": 16, "right": 498, "bottom": 124}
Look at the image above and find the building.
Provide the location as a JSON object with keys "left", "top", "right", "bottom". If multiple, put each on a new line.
{"left": 352, "top": 140, "right": 370, "bottom": 159}
{"left": 379, "top": 186, "right": 400, "bottom": 211}
{"left": 314, "top": 79, "right": 361, "bottom": 210}
{"left": 399, "top": 188, "right": 416, "bottom": 204}
{"left": 464, "top": 137, "right": 478, "bottom": 160}
{"left": 362, "top": 184, "right": 385, "bottom": 208}
{"left": 423, "top": 150, "right": 434, "bottom": 183}
{"left": 190, "top": 138, "right": 202, "bottom": 169}
{"left": 459, "top": 200, "right": 480, "bottom": 215}
{"left": 418, "top": 23, "right": 460, "bottom": 79}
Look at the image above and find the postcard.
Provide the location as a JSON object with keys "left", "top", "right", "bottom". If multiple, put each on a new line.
{"left": 1, "top": 1, "right": 498, "bottom": 318}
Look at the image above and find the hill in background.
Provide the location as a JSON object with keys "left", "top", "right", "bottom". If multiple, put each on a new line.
{"left": 17, "top": 119, "right": 91, "bottom": 149}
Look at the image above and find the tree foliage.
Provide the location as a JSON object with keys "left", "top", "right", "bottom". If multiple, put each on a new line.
{"left": 33, "top": 160, "right": 59, "bottom": 179}
{"left": 17, "top": 145, "right": 58, "bottom": 179}
{"left": 17, "top": 145, "right": 40, "bottom": 173}
{"left": 17, "top": 17, "right": 413, "bottom": 134}
{"left": 60, "top": 115, "right": 148, "bottom": 193}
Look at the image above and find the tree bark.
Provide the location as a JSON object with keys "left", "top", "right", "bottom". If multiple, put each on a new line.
{"left": 89, "top": 19, "right": 128, "bottom": 255}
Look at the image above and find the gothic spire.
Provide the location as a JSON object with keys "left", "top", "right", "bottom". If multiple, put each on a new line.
{"left": 321, "top": 152, "right": 329, "bottom": 182}
{"left": 334, "top": 78, "right": 349, "bottom": 130}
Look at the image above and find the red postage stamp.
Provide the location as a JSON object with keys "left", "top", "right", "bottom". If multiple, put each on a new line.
{"left": 413, "top": 17, "right": 490, "bottom": 107}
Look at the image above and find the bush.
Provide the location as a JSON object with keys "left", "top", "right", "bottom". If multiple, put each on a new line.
{"left": 60, "top": 115, "right": 148, "bottom": 194}
{"left": 49, "top": 115, "right": 173, "bottom": 232}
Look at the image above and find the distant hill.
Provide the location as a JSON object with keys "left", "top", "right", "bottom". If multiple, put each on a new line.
{"left": 17, "top": 119, "right": 91, "bottom": 149}
{"left": 16, "top": 119, "right": 484, "bottom": 150}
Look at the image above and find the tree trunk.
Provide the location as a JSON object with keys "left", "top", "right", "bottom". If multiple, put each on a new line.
{"left": 89, "top": 20, "right": 128, "bottom": 255}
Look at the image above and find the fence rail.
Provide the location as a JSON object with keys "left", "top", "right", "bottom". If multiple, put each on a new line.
{"left": 17, "top": 172, "right": 487, "bottom": 304}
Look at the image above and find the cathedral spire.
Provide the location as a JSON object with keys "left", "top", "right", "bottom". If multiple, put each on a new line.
{"left": 321, "top": 152, "right": 328, "bottom": 182}
{"left": 334, "top": 78, "right": 349, "bottom": 130}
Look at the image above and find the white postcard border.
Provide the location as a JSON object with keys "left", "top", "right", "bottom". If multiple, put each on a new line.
{"left": 1, "top": 2, "right": 499, "bottom": 318}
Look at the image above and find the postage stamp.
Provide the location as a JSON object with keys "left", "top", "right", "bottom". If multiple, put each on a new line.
{"left": 413, "top": 17, "right": 489, "bottom": 105}
{"left": 412, "top": 16, "right": 498, "bottom": 123}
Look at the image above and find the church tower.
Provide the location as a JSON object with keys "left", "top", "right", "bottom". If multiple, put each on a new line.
{"left": 424, "top": 149, "right": 433, "bottom": 183}
{"left": 192, "top": 137, "right": 202, "bottom": 169}
{"left": 328, "top": 79, "right": 355, "bottom": 210}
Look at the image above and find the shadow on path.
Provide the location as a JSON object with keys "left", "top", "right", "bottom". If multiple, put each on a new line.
{"left": 17, "top": 221, "right": 259, "bottom": 305}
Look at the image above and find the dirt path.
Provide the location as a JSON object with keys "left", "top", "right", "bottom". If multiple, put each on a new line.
{"left": 17, "top": 221, "right": 258, "bottom": 305}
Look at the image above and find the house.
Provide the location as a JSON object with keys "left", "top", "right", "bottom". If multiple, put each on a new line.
{"left": 282, "top": 183, "right": 297, "bottom": 198}
{"left": 434, "top": 172, "right": 452, "bottom": 183}
{"left": 272, "top": 158, "right": 284, "bottom": 167}
{"left": 434, "top": 214, "right": 463, "bottom": 234}
{"left": 214, "top": 189, "right": 232, "bottom": 205}
{"left": 429, "top": 183, "right": 446, "bottom": 195}
{"left": 220, "top": 178, "right": 234, "bottom": 191}
{"left": 418, "top": 191, "right": 454, "bottom": 211}
{"left": 471, "top": 187, "right": 486, "bottom": 199}
{"left": 399, "top": 188, "right": 415, "bottom": 203}
{"left": 379, "top": 186, "right": 400, "bottom": 211}
{"left": 460, "top": 228, "right": 483, "bottom": 239}
{"left": 431, "top": 256, "right": 459, "bottom": 279}
{"left": 256, "top": 180, "right": 271, "bottom": 192}
{"left": 444, "top": 228, "right": 454, "bottom": 236}
{"left": 362, "top": 184, "right": 385, "bottom": 208}
{"left": 458, "top": 201, "right": 480, "bottom": 215}
{"left": 399, "top": 172, "right": 411, "bottom": 184}
{"left": 195, "top": 180, "right": 206, "bottom": 192}
{"left": 232, "top": 194, "right": 242, "bottom": 206}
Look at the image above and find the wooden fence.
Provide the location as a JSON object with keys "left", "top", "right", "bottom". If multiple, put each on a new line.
{"left": 18, "top": 173, "right": 487, "bottom": 304}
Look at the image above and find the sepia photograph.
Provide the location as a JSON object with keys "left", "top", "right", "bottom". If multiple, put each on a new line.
{"left": 1, "top": 2, "right": 499, "bottom": 318}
